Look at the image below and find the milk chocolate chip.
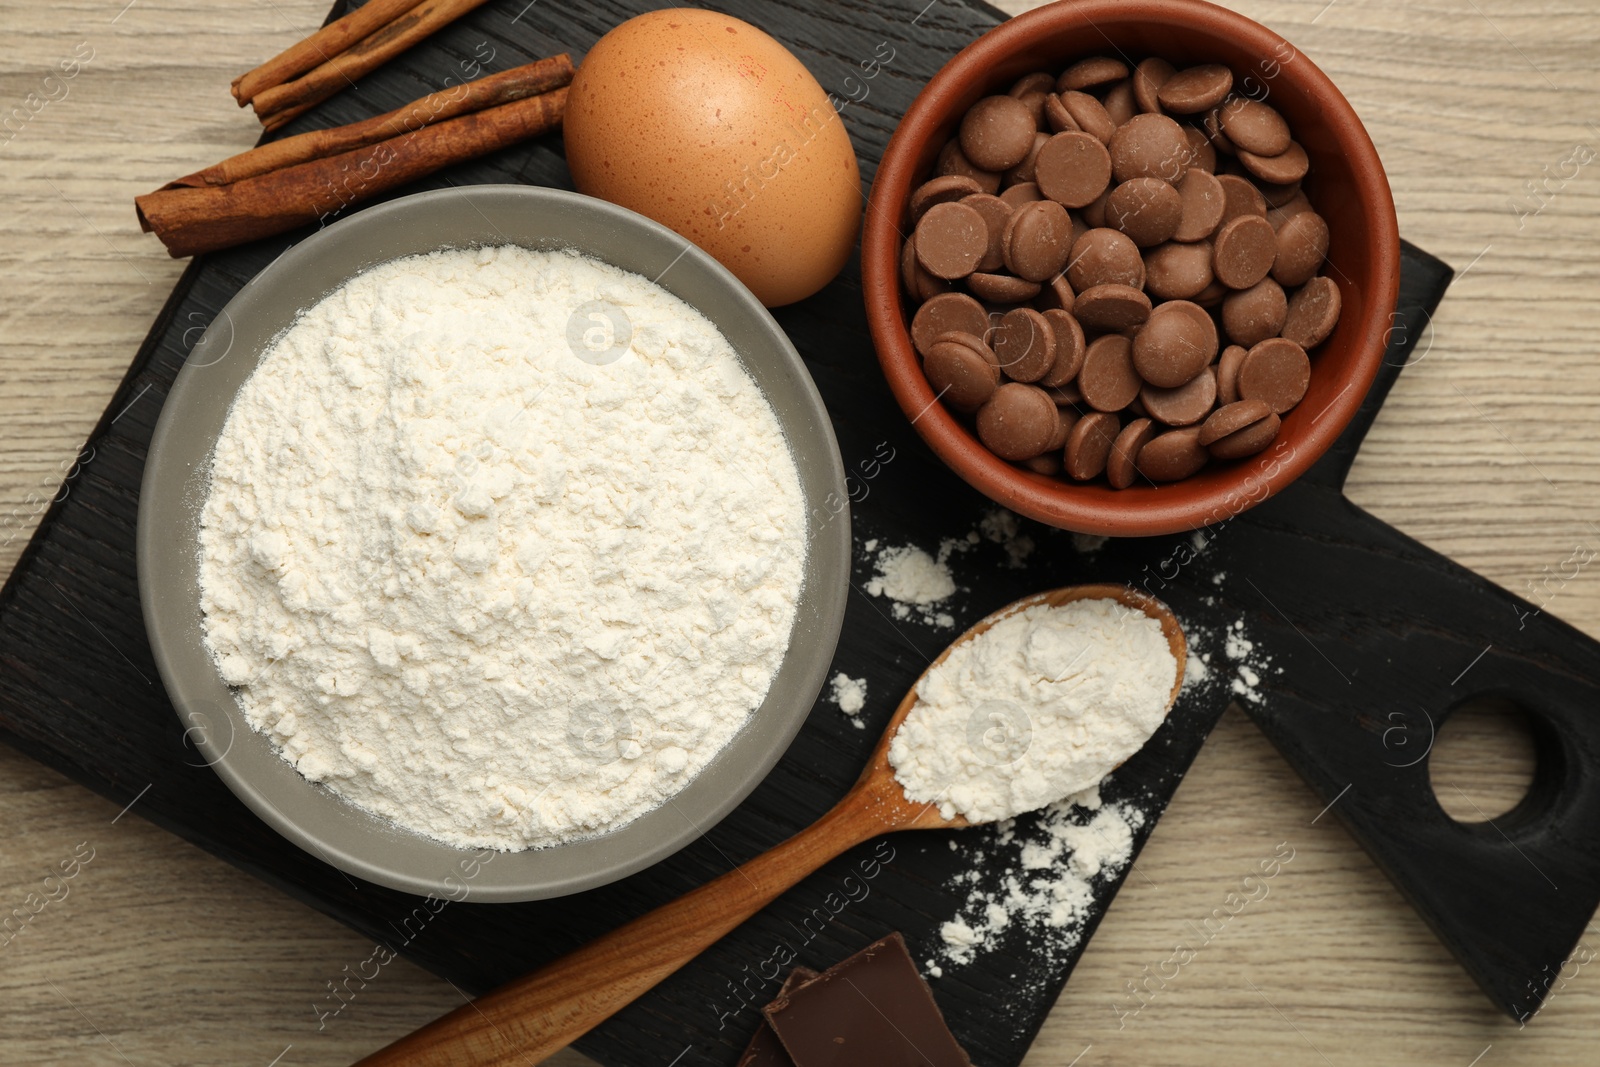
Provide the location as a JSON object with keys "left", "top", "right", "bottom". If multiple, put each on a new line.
{"left": 1193, "top": 277, "right": 1229, "bottom": 309}
{"left": 1065, "top": 411, "right": 1122, "bottom": 479}
{"left": 968, "top": 272, "right": 1042, "bottom": 303}
{"left": 1216, "top": 343, "right": 1248, "bottom": 405}
{"left": 993, "top": 307, "right": 1057, "bottom": 382}
{"left": 1038, "top": 272, "right": 1076, "bottom": 313}
{"left": 1057, "top": 56, "right": 1129, "bottom": 92}
{"left": 1212, "top": 214, "right": 1278, "bottom": 289}
{"left": 1282, "top": 276, "right": 1341, "bottom": 349}
{"left": 911, "top": 175, "right": 984, "bottom": 220}
{"left": 1173, "top": 169, "right": 1225, "bottom": 242}
{"left": 1042, "top": 382, "right": 1083, "bottom": 406}
{"left": 1215, "top": 173, "right": 1267, "bottom": 226}
{"left": 977, "top": 382, "right": 1058, "bottom": 459}
{"left": 1010, "top": 71, "right": 1057, "bottom": 98}
{"left": 1039, "top": 308, "right": 1087, "bottom": 386}
{"left": 1144, "top": 241, "right": 1214, "bottom": 300}
{"left": 1104, "top": 80, "right": 1137, "bottom": 126}
{"left": 1132, "top": 58, "right": 1176, "bottom": 114}
{"left": 1237, "top": 337, "right": 1310, "bottom": 413}
{"left": 1000, "top": 182, "right": 1046, "bottom": 208}
{"left": 1141, "top": 366, "right": 1218, "bottom": 426}
{"left": 1198, "top": 398, "right": 1273, "bottom": 445}
{"left": 961, "top": 192, "right": 1013, "bottom": 273}
{"left": 1138, "top": 426, "right": 1210, "bottom": 480}
{"left": 1271, "top": 210, "right": 1329, "bottom": 287}
{"left": 1109, "top": 113, "right": 1191, "bottom": 185}
{"left": 1183, "top": 126, "right": 1218, "bottom": 174}
{"left": 911, "top": 291, "right": 988, "bottom": 357}
{"left": 1011, "top": 91, "right": 1050, "bottom": 129}
{"left": 1035, "top": 131, "right": 1114, "bottom": 208}
{"left": 1079, "top": 186, "right": 1110, "bottom": 228}
{"left": 915, "top": 201, "right": 990, "bottom": 279}
{"left": 902, "top": 238, "right": 950, "bottom": 302}
{"left": 1079, "top": 333, "right": 1142, "bottom": 411}
{"left": 1218, "top": 97, "right": 1290, "bottom": 157}
{"left": 936, "top": 139, "right": 1002, "bottom": 194}
{"left": 1043, "top": 92, "right": 1079, "bottom": 134}
{"left": 1068, "top": 227, "right": 1145, "bottom": 291}
{"left": 1023, "top": 452, "right": 1063, "bottom": 476}
{"left": 1073, "top": 283, "right": 1152, "bottom": 331}
{"left": 1204, "top": 106, "right": 1236, "bottom": 154}
{"left": 1132, "top": 300, "right": 1217, "bottom": 388}
{"left": 960, "top": 95, "right": 1039, "bottom": 172}
{"left": 1221, "top": 277, "right": 1287, "bottom": 347}
{"left": 1106, "top": 177, "right": 1183, "bottom": 247}
{"left": 1157, "top": 64, "right": 1233, "bottom": 114}
{"left": 926, "top": 333, "right": 1001, "bottom": 412}
{"left": 1238, "top": 140, "right": 1309, "bottom": 185}
{"left": 1046, "top": 405, "right": 1076, "bottom": 451}
{"left": 1202, "top": 400, "right": 1281, "bottom": 459}
{"left": 1003, "top": 199, "right": 1075, "bottom": 282}
{"left": 1059, "top": 90, "right": 1117, "bottom": 144}
{"left": 1258, "top": 176, "right": 1303, "bottom": 208}
{"left": 1106, "top": 416, "right": 1157, "bottom": 489}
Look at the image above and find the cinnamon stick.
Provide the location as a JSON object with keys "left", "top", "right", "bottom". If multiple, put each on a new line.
{"left": 250, "top": 0, "right": 495, "bottom": 130}
{"left": 135, "top": 88, "right": 567, "bottom": 259}
{"left": 174, "top": 56, "right": 572, "bottom": 189}
{"left": 232, "top": 0, "right": 428, "bottom": 107}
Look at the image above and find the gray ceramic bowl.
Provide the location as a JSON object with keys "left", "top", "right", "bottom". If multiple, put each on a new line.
{"left": 138, "top": 186, "right": 848, "bottom": 902}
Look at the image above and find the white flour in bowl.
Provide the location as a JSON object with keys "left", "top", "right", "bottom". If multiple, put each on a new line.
{"left": 198, "top": 245, "right": 805, "bottom": 851}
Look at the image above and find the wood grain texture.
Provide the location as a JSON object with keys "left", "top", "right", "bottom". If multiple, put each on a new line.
{"left": 0, "top": 2, "right": 1596, "bottom": 1067}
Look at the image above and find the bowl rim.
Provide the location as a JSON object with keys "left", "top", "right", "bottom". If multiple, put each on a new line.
{"left": 137, "top": 185, "right": 849, "bottom": 901}
{"left": 863, "top": 0, "right": 1401, "bottom": 537}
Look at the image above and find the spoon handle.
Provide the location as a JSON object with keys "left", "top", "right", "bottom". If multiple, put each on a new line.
{"left": 354, "top": 794, "right": 882, "bottom": 1066}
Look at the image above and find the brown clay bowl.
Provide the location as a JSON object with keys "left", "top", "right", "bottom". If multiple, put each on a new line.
{"left": 862, "top": 0, "right": 1400, "bottom": 537}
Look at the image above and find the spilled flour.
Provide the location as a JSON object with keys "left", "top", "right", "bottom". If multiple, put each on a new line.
{"left": 978, "top": 508, "right": 1034, "bottom": 569}
{"left": 1071, "top": 532, "right": 1108, "bottom": 555}
{"left": 1223, "top": 618, "right": 1277, "bottom": 703}
{"left": 855, "top": 510, "right": 1043, "bottom": 627}
{"left": 1165, "top": 611, "right": 1281, "bottom": 705}
{"left": 928, "top": 786, "right": 1146, "bottom": 971}
{"left": 1181, "top": 615, "right": 1277, "bottom": 705}
{"left": 863, "top": 542, "right": 958, "bottom": 628}
{"left": 827, "top": 672, "right": 868, "bottom": 730}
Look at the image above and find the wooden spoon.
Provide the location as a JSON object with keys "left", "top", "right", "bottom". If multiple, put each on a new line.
{"left": 356, "top": 583, "right": 1185, "bottom": 1066}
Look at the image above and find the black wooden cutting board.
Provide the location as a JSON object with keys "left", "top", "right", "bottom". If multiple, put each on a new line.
{"left": 9, "top": 0, "right": 1587, "bottom": 1061}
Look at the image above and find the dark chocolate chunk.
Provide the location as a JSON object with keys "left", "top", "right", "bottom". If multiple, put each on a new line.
{"left": 738, "top": 967, "right": 821, "bottom": 1067}
{"left": 764, "top": 933, "right": 971, "bottom": 1067}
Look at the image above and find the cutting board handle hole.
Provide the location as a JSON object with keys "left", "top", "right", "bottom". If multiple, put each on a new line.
{"left": 1428, "top": 695, "right": 1553, "bottom": 826}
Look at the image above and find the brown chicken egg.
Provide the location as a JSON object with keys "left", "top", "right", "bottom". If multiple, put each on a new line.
{"left": 564, "top": 8, "right": 862, "bottom": 307}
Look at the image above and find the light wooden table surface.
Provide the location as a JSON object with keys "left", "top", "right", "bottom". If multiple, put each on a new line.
{"left": 2, "top": 0, "right": 1597, "bottom": 1064}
